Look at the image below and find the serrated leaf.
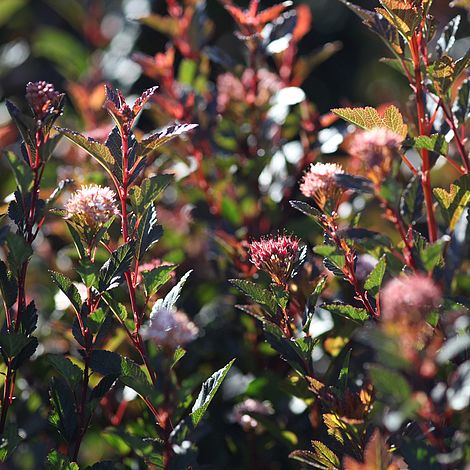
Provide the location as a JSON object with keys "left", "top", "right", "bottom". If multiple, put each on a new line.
{"left": 139, "top": 123, "right": 198, "bottom": 155}
{"left": 334, "top": 174, "right": 374, "bottom": 193}
{"left": 6, "top": 232, "right": 32, "bottom": 273}
{"left": 56, "top": 127, "right": 116, "bottom": 178}
{"left": 5, "top": 100, "right": 36, "bottom": 154}
{"left": 135, "top": 205, "right": 163, "bottom": 261}
{"left": 89, "top": 350, "right": 154, "bottom": 399}
{"left": 289, "top": 200, "right": 323, "bottom": 228}
{"left": 153, "top": 270, "right": 192, "bottom": 312}
{"left": 142, "top": 264, "right": 176, "bottom": 297}
{"left": 129, "top": 175, "right": 173, "bottom": 215}
{"left": 263, "top": 323, "right": 312, "bottom": 375}
{"left": 364, "top": 255, "right": 386, "bottom": 298}
{"left": 49, "top": 377, "right": 79, "bottom": 443}
{"left": 45, "top": 450, "right": 79, "bottom": 470}
{"left": 230, "top": 279, "right": 277, "bottom": 315}
{"left": 0, "top": 332, "right": 30, "bottom": 358}
{"left": 420, "top": 238, "right": 446, "bottom": 273}
{"left": 403, "top": 134, "right": 448, "bottom": 156}
{"left": 5, "top": 150, "right": 33, "bottom": 194}
{"left": 190, "top": 359, "right": 235, "bottom": 427}
{"left": 321, "top": 302, "right": 369, "bottom": 323}
{"left": 433, "top": 174, "right": 470, "bottom": 230}
{"left": 376, "top": 0, "right": 420, "bottom": 38}
{"left": 11, "top": 336, "right": 38, "bottom": 369}
{"left": 332, "top": 105, "right": 407, "bottom": 138}
{"left": 0, "top": 425, "right": 21, "bottom": 463}
{"left": 98, "top": 242, "right": 135, "bottom": 292}
{"left": 303, "top": 276, "right": 327, "bottom": 333}
{"left": 47, "top": 354, "right": 82, "bottom": 390}
{"left": 400, "top": 174, "right": 424, "bottom": 226}
{"left": 50, "top": 271, "right": 83, "bottom": 313}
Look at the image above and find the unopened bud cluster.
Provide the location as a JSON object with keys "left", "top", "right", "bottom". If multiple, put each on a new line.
{"left": 25, "top": 81, "right": 64, "bottom": 120}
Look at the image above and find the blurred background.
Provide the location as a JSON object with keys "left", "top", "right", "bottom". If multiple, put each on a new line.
{"left": 0, "top": 0, "right": 469, "bottom": 468}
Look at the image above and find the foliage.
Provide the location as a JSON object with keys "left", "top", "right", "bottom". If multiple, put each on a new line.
{"left": 0, "top": 0, "right": 469, "bottom": 468}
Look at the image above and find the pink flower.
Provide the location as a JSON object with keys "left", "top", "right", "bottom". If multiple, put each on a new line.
{"left": 381, "top": 274, "right": 442, "bottom": 323}
{"left": 249, "top": 233, "right": 301, "bottom": 285}
{"left": 64, "top": 185, "right": 119, "bottom": 233}
{"left": 143, "top": 306, "right": 199, "bottom": 350}
{"left": 25, "top": 81, "right": 64, "bottom": 120}
{"left": 232, "top": 399, "right": 274, "bottom": 431}
{"left": 349, "top": 127, "right": 403, "bottom": 181}
{"left": 299, "top": 162, "right": 344, "bottom": 209}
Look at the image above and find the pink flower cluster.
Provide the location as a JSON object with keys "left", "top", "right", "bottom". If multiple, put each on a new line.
{"left": 64, "top": 185, "right": 119, "bottom": 232}
{"left": 299, "top": 162, "right": 344, "bottom": 209}
{"left": 349, "top": 127, "right": 403, "bottom": 180}
{"left": 25, "top": 81, "right": 63, "bottom": 119}
{"left": 217, "top": 69, "right": 281, "bottom": 112}
{"left": 143, "top": 306, "right": 199, "bottom": 350}
{"left": 232, "top": 398, "right": 274, "bottom": 431}
{"left": 249, "top": 233, "right": 301, "bottom": 285}
{"left": 381, "top": 274, "right": 442, "bottom": 323}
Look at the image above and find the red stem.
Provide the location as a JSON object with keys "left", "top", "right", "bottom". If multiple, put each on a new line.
{"left": 410, "top": 35, "right": 437, "bottom": 243}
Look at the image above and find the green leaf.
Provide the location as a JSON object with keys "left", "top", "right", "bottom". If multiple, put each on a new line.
{"left": 0, "top": 332, "right": 31, "bottom": 358}
{"left": 5, "top": 100, "right": 36, "bottom": 154}
{"left": 263, "top": 324, "right": 312, "bottom": 375}
{"left": 303, "top": 276, "right": 327, "bottom": 333}
{"left": 171, "top": 347, "right": 186, "bottom": 370}
{"left": 420, "top": 238, "right": 446, "bottom": 273}
{"left": 0, "top": 425, "right": 21, "bottom": 462}
{"left": 6, "top": 233, "right": 32, "bottom": 273}
{"left": 88, "top": 350, "right": 154, "bottom": 399}
{"left": 364, "top": 255, "right": 386, "bottom": 298}
{"left": 98, "top": 242, "right": 135, "bottom": 292}
{"left": 142, "top": 264, "right": 177, "bottom": 297}
{"left": 33, "top": 27, "right": 89, "bottom": 80}
{"left": 129, "top": 175, "right": 173, "bottom": 215}
{"left": 332, "top": 105, "right": 407, "bottom": 138}
{"left": 400, "top": 174, "right": 424, "bottom": 226}
{"left": 0, "top": 0, "right": 27, "bottom": 26}
{"left": 56, "top": 127, "right": 116, "bottom": 178}
{"left": 49, "top": 377, "right": 79, "bottom": 443}
{"left": 433, "top": 174, "right": 470, "bottom": 231}
{"left": 321, "top": 302, "right": 369, "bottom": 323}
{"left": 368, "top": 364, "right": 411, "bottom": 404}
{"left": 178, "top": 59, "right": 197, "bottom": 85}
{"left": 403, "top": 134, "right": 449, "bottom": 156}
{"left": 45, "top": 450, "right": 79, "bottom": 470}
{"left": 230, "top": 279, "right": 277, "bottom": 315}
{"left": 290, "top": 441, "right": 340, "bottom": 468}
{"left": 49, "top": 271, "right": 83, "bottom": 314}
{"left": 313, "top": 244, "right": 345, "bottom": 276}
{"left": 77, "top": 258, "right": 99, "bottom": 288}
{"left": 47, "top": 354, "right": 82, "bottom": 390}
{"left": 153, "top": 270, "right": 192, "bottom": 312}
{"left": 0, "top": 260, "right": 17, "bottom": 308}
{"left": 11, "top": 336, "right": 38, "bottom": 369}
{"left": 5, "top": 151, "right": 33, "bottom": 194}
{"left": 190, "top": 359, "right": 235, "bottom": 427}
